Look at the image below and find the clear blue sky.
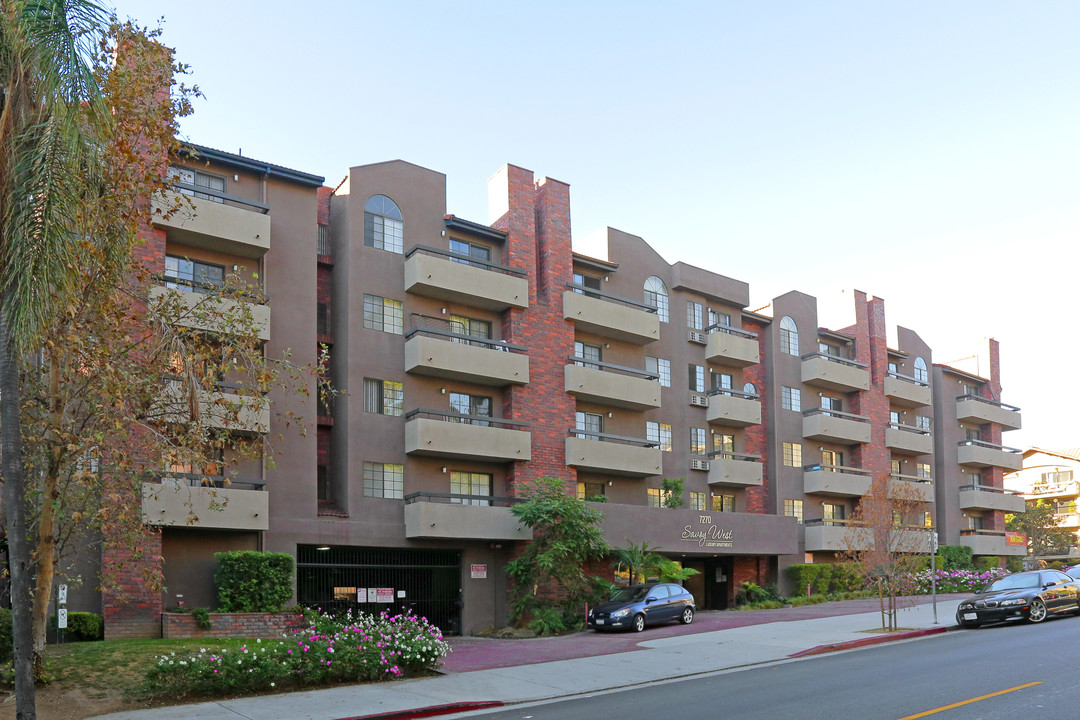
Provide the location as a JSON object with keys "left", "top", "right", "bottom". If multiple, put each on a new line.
{"left": 111, "top": 0, "right": 1079, "bottom": 451}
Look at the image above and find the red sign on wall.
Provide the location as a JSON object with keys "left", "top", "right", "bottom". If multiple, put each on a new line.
{"left": 1005, "top": 531, "right": 1028, "bottom": 546}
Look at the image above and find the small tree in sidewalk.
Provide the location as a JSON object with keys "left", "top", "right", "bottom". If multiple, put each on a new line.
{"left": 839, "top": 474, "right": 931, "bottom": 631}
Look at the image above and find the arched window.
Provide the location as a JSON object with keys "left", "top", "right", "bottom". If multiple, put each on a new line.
{"left": 644, "top": 276, "right": 669, "bottom": 323}
{"left": 779, "top": 316, "right": 799, "bottom": 356}
{"left": 364, "top": 194, "right": 403, "bottom": 253}
{"left": 914, "top": 357, "right": 928, "bottom": 384}
{"left": 743, "top": 382, "right": 757, "bottom": 397}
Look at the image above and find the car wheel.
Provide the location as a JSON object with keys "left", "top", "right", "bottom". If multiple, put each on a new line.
{"left": 633, "top": 613, "right": 646, "bottom": 633}
{"left": 680, "top": 607, "right": 694, "bottom": 625}
{"left": 1028, "top": 598, "right": 1048, "bottom": 623}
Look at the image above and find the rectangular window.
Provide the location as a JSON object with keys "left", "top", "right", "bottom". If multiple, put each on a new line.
{"left": 646, "top": 357, "right": 671, "bottom": 387}
{"left": 690, "top": 427, "right": 707, "bottom": 455}
{"left": 572, "top": 272, "right": 603, "bottom": 296}
{"left": 891, "top": 459, "right": 902, "bottom": 476}
{"left": 449, "top": 315, "right": 492, "bottom": 345}
{"left": 821, "top": 396, "right": 841, "bottom": 416}
{"left": 781, "top": 386, "right": 801, "bottom": 412}
{"left": 713, "top": 433, "right": 734, "bottom": 458}
{"left": 449, "top": 238, "right": 491, "bottom": 267}
{"left": 450, "top": 392, "right": 491, "bottom": 425}
{"left": 819, "top": 341, "right": 842, "bottom": 357}
{"left": 783, "top": 442, "right": 802, "bottom": 467}
{"left": 915, "top": 415, "right": 931, "bottom": 432}
{"left": 647, "top": 421, "right": 672, "bottom": 452}
{"left": 574, "top": 341, "right": 602, "bottom": 369}
{"left": 712, "top": 494, "right": 735, "bottom": 512}
{"left": 168, "top": 166, "right": 225, "bottom": 203}
{"left": 449, "top": 471, "right": 492, "bottom": 506}
{"left": 822, "top": 449, "right": 843, "bottom": 467}
{"left": 577, "top": 482, "right": 606, "bottom": 501}
{"left": 647, "top": 487, "right": 673, "bottom": 508}
{"left": 164, "top": 255, "right": 225, "bottom": 293}
{"left": 891, "top": 411, "right": 901, "bottom": 426}
{"left": 784, "top": 499, "right": 804, "bottom": 523}
{"left": 923, "top": 511, "right": 933, "bottom": 528}
{"left": 363, "top": 461, "right": 403, "bottom": 499}
{"left": 888, "top": 361, "right": 898, "bottom": 375}
{"left": 708, "top": 309, "right": 730, "bottom": 328}
{"left": 690, "top": 491, "right": 707, "bottom": 511}
{"left": 688, "top": 364, "right": 705, "bottom": 392}
{"left": 363, "top": 378, "right": 404, "bottom": 416}
{"left": 363, "top": 294, "right": 403, "bottom": 334}
{"left": 823, "top": 503, "right": 845, "bottom": 522}
{"left": 686, "top": 301, "right": 704, "bottom": 330}
{"left": 364, "top": 212, "right": 403, "bottom": 253}
{"left": 916, "top": 462, "right": 932, "bottom": 479}
{"left": 575, "top": 411, "right": 603, "bottom": 438}
{"left": 710, "top": 371, "right": 733, "bottom": 393}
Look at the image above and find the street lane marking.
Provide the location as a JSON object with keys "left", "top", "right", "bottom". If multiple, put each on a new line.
{"left": 896, "top": 682, "right": 1043, "bottom": 720}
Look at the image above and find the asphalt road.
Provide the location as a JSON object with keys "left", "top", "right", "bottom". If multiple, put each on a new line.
{"left": 462, "top": 614, "right": 1080, "bottom": 720}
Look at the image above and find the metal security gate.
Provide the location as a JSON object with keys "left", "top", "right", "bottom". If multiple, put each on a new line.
{"left": 296, "top": 546, "right": 462, "bottom": 634}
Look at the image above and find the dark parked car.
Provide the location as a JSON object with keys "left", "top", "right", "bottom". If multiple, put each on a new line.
{"left": 588, "top": 583, "right": 695, "bottom": 632}
{"left": 956, "top": 570, "right": 1080, "bottom": 628}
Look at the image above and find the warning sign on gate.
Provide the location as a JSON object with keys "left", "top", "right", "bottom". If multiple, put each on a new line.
{"left": 375, "top": 588, "right": 395, "bottom": 603}
{"left": 471, "top": 564, "right": 487, "bottom": 579}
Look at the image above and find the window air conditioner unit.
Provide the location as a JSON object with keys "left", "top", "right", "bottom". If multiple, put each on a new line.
{"left": 690, "top": 459, "right": 710, "bottom": 471}
{"left": 689, "top": 393, "right": 710, "bottom": 408}
{"left": 688, "top": 331, "right": 708, "bottom": 345}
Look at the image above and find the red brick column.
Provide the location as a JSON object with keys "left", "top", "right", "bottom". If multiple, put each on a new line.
{"left": 984, "top": 339, "right": 1005, "bottom": 532}
{"left": 743, "top": 318, "right": 768, "bottom": 515}
{"left": 847, "top": 292, "right": 891, "bottom": 482}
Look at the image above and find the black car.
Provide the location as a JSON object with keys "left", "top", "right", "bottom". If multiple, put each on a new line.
{"left": 956, "top": 570, "right": 1080, "bottom": 628}
{"left": 588, "top": 582, "right": 695, "bottom": 632}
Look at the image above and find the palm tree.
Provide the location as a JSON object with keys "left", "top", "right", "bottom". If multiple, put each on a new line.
{"left": 1, "top": 0, "right": 108, "bottom": 714}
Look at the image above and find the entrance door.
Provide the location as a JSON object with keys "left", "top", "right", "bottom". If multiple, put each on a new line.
{"left": 704, "top": 557, "right": 734, "bottom": 609}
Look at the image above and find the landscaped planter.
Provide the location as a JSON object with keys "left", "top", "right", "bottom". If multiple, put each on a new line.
{"left": 162, "top": 611, "right": 307, "bottom": 639}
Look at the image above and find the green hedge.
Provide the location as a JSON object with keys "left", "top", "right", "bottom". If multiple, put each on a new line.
{"left": 975, "top": 556, "right": 1001, "bottom": 572}
{"left": 214, "top": 551, "right": 295, "bottom": 612}
{"left": 937, "top": 545, "right": 973, "bottom": 570}
{"left": 786, "top": 563, "right": 864, "bottom": 595}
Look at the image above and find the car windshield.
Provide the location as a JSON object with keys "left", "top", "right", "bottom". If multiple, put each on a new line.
{"left": 610, "top": 586, "right": 651, "bottom": 603}
{"left": 986, "top": 574, "right": 1039, "bottom": 591}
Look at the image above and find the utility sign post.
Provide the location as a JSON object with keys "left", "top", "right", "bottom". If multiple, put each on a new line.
{"left": 58, "top": 583, "right": 69, "bottom": 644}
{"left": 929, "top": 532, "right": 939, "bottom": 624}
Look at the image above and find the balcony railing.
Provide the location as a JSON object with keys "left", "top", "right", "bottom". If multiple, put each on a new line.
{"left": 888, "top": 473, "right": 934, "bottom": 502}
{"left": 566, "top": 282, "right": 657, "bottom": 312}
{"left": 704, "top": 323, "right": 759, "bottom": 367}
{"left": 886, "top": 422, "right": 933, "bottom": 454}
{"left": 566, "top": 356, "right": 659, "bottom": 379}
{"left": 802, "top": 407, "right": 872, "bottom": 445}
{"left": 170, "top": 181, "right": 270, "bottom": 214}
{"left": 704, "top": 451, "right": 763, "bottom": 488}
{"left": 566, "top": 428, "right": 659, "bottom": 448}
{"left": 406, "top": 325, "right": 527, "bottom": 353}
{"left": 955, "top": 393, "right": 1022, "bottom": 430}
{"left": 704, "top": 322, "right": 757, "bottom": 339}
{"left": 406, "top": 244, "right": 526, "bottom": 277}
{"left": 405, "top": 246, "right": 529, "bottom": 311}
{"left": 403, "top": 491, "right": 522, "bottom": 508}
{"left": 565, "top": 428, "right": 662, "bottom": 477}
{"left": 564, "top": 355, "right": 660, "bottom": 410}
{"left": 801, "top": 352, "right": 871, "bottom": 392}
{"left": 405, "top": 409, "right": 532, "bottom": 461}
{"left": 156, "top": 472, "right": 266, "bottom": 490}
{"left": 958, "top": 483, "right": 1026, "bottom": 513}
{"left": 563, "top": 284, "right": 661, "bottom": 344}
{"left": 956, "top": 439, "right": 1023, "bottom": 470}
{"left": 803, "top": 463, "right": 873, "bottom": 497}
{"left": 402, "top": 492, "right": 532, "bottom": 541}
{"left": 885, "top": 371, "right": 932, "bottom": 407}
{"left": 406, "top": 408, "right": 528, "bottom": 429}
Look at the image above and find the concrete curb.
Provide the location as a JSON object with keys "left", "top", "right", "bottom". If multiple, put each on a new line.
{"left": 788, "top": 625, "right": 950, "bottom": 657}
{"left": 336, "top": 701, "right": 504, "bottom": 720}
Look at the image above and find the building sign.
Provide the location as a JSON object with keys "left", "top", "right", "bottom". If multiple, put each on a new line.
{"left": 682, "top": 515, "right": 734, "bottom": 549}
{"left": 375, "top": 588, "right": 395, "bottom": 603}
{"left": 471, "top": 563, "right": 487, "bottom": 579}
{"left": 1005, "top": 531, "right": 1028, "bottom": 546}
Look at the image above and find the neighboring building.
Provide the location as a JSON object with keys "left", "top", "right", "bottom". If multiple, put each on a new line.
{"left": 94, "top": 152, "right": 1025, "bottom": 637}
{"left": 1006, "top": 448, "right": 1080, "bottom": 555}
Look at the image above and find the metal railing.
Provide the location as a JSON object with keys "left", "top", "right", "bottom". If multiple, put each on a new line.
{"left": 169, "top": 180, "right": 270, "bottom": 214}
{"left": 403, "top": 491, "right": 522, "bottom": 507}
{"left": 405, "top": 408, "right": 529, "bottom": 429}
{"left": 317, "top": 225, "right": 332, "bottom": 257}
{"left": 565, "top": 282, "right": 657, "bottom": 312}
{"left": 803, "top": 463, "right": 872, "bottom": 476}
{"left": 959, "top": 483, "right": 1019, "bottom": 496}
{"left": 890, "top": 472, "right": 933, "bottom": 484}
{"left": 803, "top": 407, "right": 871, "bottom": 423}
{"left": 706, "top": 450, "right": 761, "bottom": 463}
{"left": 801, "top": 351, "right": 868, "bottom": 370}
{"left": 706, "top": 387, "right": 760, "bottom": 401}
{"left": 566, "top": 428, "right": 659, "bottom": 448}
{"left": 889, "top": 421, "right": 932, "bottom": 435}
{"left": 887, "top": 370, "right": 929, "bottom": 388}
{"left": 403, "top": 324, "right": 527, "bottom": 354}
{"left": 155, "top": 472, "right": 266, "bottom": 490}
{"left": 955, "top": 393, "right": 1021, "bottom": 412}
{"left": 565, "top": 356, "right": 659, "bottom": 380}
{"left": 957, "top": 439, "right": 1022, "bottom": 454}
{"left": 406, "top": 244, "right": 526, "bottom": 277}
{"left": 704, "top": 322, "right": 757, "bottom": 339}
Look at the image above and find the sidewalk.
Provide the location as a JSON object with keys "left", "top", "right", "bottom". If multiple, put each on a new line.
{"left": 92, "top": 594, "right": 966, "bottom": 720}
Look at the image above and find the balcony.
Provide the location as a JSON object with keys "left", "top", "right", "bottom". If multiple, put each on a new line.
{"left": 1028, "top": 481, "right": 1080, "bottom": 501}
{"left": 149, "top": 285, "right": 270, "bottom": 342}
{"left": 160, "top": 380, "right": 270, "bottom": 435}
{"left": 959, "top": 530, "right": 1028, "bottom": 557}
{"left": 706, "top": 388, "right": 761, "bottom": 428}
{"left": 405, "top": 409, "right": 531, "bottom": 462}
{"left": 955, "top": 395, "right": 1022, "bottom": 431}
{"left": 404, "top": 329, "right": 529, "bottom": 387}
{"left": 141, "top": 475, "right": 267, "bottom": 531}
{"left": 152, "top": 186, "right": 271, "bottom": 258}
{"left": 403, "top": 493, "right": 532, "bottom": 541}
{"left": 802, "top": 408, "right": 871, "bottom": 446}
{"left": 801, "top": 353, "right": 870, "bottom": 393}
{"left": 404, "top": 246, "right": 529, "bottom": 312}
{"left": 804, "top": 519, "right": 872, "bottom": 552}
{"left": 564, "top": 358, "right": 660, "bottom": 411}
{"left": 562, "top": 285, "right": 660, "bottom": 345}
{"left": 884, "top": 372, "right": 931, "bottom": 408}
{"left": 1055, "top": 513, "right": 1080, "bottom": 531}
{"left": 958, "top": 484, "right": 1026, "bottom": 514}
{"left": 565, "top": 430, "right": 662, "bottom": 477}
{"left": 888, "top": 474, "right": 935, "bottom": 503}
{"left": 704, "top": 325, "right": 759, "bottom": 368}
{"left": 803, "top": 465, "right": 873, "bottom": 497}
{"left": 957, "top": 440, "right": 1023, "bottom": 471}
{"left": 885, "top": 423, "right": 933, "bottom": 455}
{"left": 706, "top": 452, "right": 763, "bottom": 487}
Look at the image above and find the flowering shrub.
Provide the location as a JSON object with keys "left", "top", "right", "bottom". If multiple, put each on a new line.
{"left": 142, "top": 609, "right": 450, "bottom": 699}
{"left": 911, "top": 567, "right": 1008, "bottom": 594}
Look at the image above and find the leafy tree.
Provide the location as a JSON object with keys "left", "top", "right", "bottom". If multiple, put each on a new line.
{"left": 1007, "top": 500, "right": 1075, "bottom": 557}
{"left": 660, "top": 477, "right": 685, "bottom": 509}
{"left": 1, "top": 0, "right": 112, "bottom": 711}
{"left": 506, "top": 477, "right": 610, "bottom": 627}
{"left": 839, "top": 475, "right": 931, "bottom": 631}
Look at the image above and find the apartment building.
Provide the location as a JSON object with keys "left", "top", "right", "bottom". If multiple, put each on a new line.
{"left": 1006, "top": 448, "right": 1080, "bottom": 555}
{"left": 98, "top": 149, "right": 1025, "bottom": 637}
